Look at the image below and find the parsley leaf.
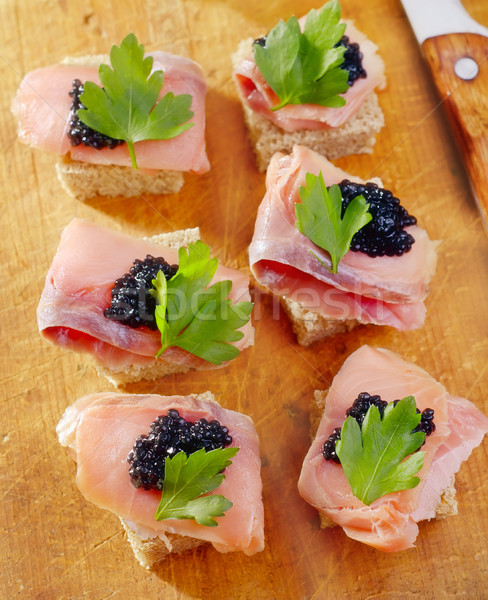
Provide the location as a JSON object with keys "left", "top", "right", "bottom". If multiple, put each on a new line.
{"left": 154, "top": 447, "right": 239, "bottom": 526}
{"left": 152, "top": 240, "right": 253, "bottom": 365}
{"left": 336, "top": 397, "right": 427, "bottom": 506}
{"left": 253, "top": 0, "right": 349, "bottom": 110}
{"left": 295, "top": 172, "right": 372, "bottom": 273}
{"left": 77, "top": 33, "right": 195, "bottom": 169}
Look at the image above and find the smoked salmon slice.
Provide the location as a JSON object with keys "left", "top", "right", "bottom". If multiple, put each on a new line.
{"left": 37, "top": 219, "right": 254, "bottom": 377}
{"left": 249, "top": 145, "right": 438, "bottom": 332}
{"left": 11, "top": 52, "right": 209, "bottom": 173}
{"left": 57, "top": 391, "right": 264, "bottom": 561}
{"left": 298, "top": 346, "right": 488, "bottom": 552}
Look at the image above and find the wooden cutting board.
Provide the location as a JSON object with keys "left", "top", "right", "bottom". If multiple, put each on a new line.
{"left": 1, "top": 0, "right": 487, "bottom": 598}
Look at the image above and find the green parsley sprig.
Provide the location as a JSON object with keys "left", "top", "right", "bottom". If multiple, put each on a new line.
{"left": 154, "top": 447, "right": 239, "bottom": 526}
{"left": 253, "top": 0, "right": 349, "bottom": 110}
{"left": 151, "top": 241, "right": 253, "bottom": 365}
{"left": 295, "top": 172, "right": 372, "bottom": 273}
{"left": 77, "top": 33, "right": 195, "bottom": 169}
{"left": 336, "top": 396, "right": 427, "bottom": 506}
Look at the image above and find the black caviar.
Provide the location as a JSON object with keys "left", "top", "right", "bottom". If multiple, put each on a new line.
{"left": 67, "top": 79, "right": 125, "bottom": 149}
{"left": 346, "top": 392, "right": 388, "bottom": 424}
{"left": 104, "top": 255, "right": 178, "bottom": 330}
{"left": 322, "top": 392, "right": 435, "bottom": 464}
{"left": 322, "top": 427, "right": 343, "bottom": 464}
{"left": 253, "top": 36, "right": 266, "bottom": 47}
{"left": 338, "top": 180, "right": 417, "bottom": 258}
{"left": 127, "top": 409, "right": 233, "bottom": 490}
{"left": 335, "top": 35, "right": 367, "bottom": 85}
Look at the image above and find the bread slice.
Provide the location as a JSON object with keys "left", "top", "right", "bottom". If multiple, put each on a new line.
{"left": 56, "top": 54, "right": 184, "bottom": 201}
{"left": 232, "top": 39, "right": 385, "bottom": 172}
{"left": 311, "top": 390, "right": 458, "bottom": 531}
{"left": 281, "top": 296, "right": 359, "bottom": 346}
{"left": 98, "top": 227, "right": 199, "bottom": 386}
{"left": 120, "top": 518, "right": 206, "bottom": 569}
{"left": 56, "top": 157, "right": 184, "bottom": 201}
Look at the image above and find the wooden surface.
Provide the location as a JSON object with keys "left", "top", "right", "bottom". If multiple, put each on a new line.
{"left": 423, "top": 32, "right": 488, "bottom": 229}
{"left": 1, "top": 1, "right": 488, "bottom": 598}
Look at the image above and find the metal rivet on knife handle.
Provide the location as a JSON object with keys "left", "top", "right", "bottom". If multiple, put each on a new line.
{"left": 454, "top": 57, "right": 479, "bottom": 81}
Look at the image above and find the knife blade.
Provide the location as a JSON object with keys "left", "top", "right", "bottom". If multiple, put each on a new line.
{"left": 400, "top": 0, "right": 488, "bottom": 229}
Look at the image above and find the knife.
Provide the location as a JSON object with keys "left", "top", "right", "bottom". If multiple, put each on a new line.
{"left": 400, "top": 0, "right": 488, "bottom": 229}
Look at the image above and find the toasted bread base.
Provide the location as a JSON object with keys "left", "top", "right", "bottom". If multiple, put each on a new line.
{"left": 98, "top": 228, "right": 200, "bottom": 386}
{"left": 99, "top": 359, "right": 191, "bottom": 387}
{"left": 56, "top": 158, "right": 184, "bottom": 201}
{"left": 281, "top": 296, "right": 359, "bottom": 346}
{"left": 120, "top": 518, "right": 206, "bottom": 569}
{"left": 311, "top": 390, "right": 458, "bottom": 532}
{"left": 232, "top": 39, "right": 385, "bottom": 172}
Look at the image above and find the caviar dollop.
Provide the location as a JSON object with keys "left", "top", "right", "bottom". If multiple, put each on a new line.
{"left": 67, "top": 79, "right": 125, "bottom": 150}
{"left": 104, "top": 255, "right": 178, "bottom": 330}
{"left": 323, "top": 392, "right": 435, "bottom": 464}
{"left": 127, "top": 409, "right": 233, "bottom": 490}
{"left": 335, "top": 35, "right": 367, "bottom": 85}
{"left": 338, "top": 180, "right": 417, "bottom": 258}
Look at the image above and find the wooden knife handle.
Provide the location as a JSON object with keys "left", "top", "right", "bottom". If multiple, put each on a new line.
{"left": 423, "top": 33, "right": 488, "bottom": 228}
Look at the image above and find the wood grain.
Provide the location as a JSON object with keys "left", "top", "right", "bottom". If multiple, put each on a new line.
{"left": 423, "top": 33, "right": 488, "bottom": 229}
{"left": 1, "top": 1, "right": 488, "bottom": 599}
